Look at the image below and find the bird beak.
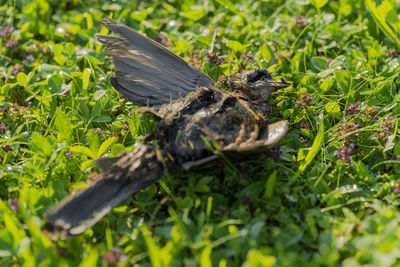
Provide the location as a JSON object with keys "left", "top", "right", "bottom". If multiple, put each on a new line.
{"left": 266, "top": 78, "right": 291, "bottom": 90}
{"left": 250, "top": 78, "right": 291, "bottom": 95}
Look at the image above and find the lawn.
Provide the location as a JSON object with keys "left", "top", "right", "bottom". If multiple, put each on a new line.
{"left": 1, "top": 0, "right": 400, "bottom": 266}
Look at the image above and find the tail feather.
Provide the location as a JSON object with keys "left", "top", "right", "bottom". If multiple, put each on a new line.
{"left": 46, "top": 143, "right": 163, "bottom": 237}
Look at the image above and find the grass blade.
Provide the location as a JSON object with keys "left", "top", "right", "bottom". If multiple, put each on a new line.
{"left": 366, "top": 0, "right": 400, "bottom": 47}
{"left": 299, "top": 119, "right": 324, "bottom": 172}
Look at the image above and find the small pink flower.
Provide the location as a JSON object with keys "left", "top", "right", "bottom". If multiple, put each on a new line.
{"left": 295, "top": 15, "right": 309, "bottom": 29}
{"left": 64, "top": 150, "right": 74, "bottom": 159}
{"left": 5, "top": 38, "right": 18, "bottom": 48}
{"left": 95, "top": 128, "right": 104, "bottom": 136}
{"left": 103, "top": 248, "right": 127, "bottom": 264}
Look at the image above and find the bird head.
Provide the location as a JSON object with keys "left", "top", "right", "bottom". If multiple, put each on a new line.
{"left": 228, "top": 69, "right": 291, "bottom": 100}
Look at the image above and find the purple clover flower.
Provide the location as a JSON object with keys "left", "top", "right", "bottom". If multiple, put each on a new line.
{"left": 216, "top": 58, "right": 227, "bottom": 65}
{"left": 240, "top": 52, "right": 254, "bottom": 60}
{"left": 1, "top": 25, "right": 18, "bottom": 48}
{"left": 296, "top": 93, "right": 313, "bottom": 107}
{"left": 382, "top": 116, "right": 394, "bottom": 129}
{"left": 346, "top": 102, "right": 361, "bottom": 115}
{"left": 238, "top": 52, "right": 254, "bottom": 71}
{"left": 0, "top": 123, "right": 8, "bottom": 133}
{"left": 2, "top": 145, "right": 13, "bottom": 152}
{"left": 300, "top": 122, "right": 311, "bottom": 130}
{"left": 188, "top": 49, "right": 202, "bottom": 69}
{"left": 204, "top": 50, "right": 226, "bottom": 65}
{"left": 375, "top": 116, "right": 395, "bottom": 142}
{"left": 36, "top": 44, "right": 51, "bottom": 55}
{"left": 393, "top": 179, "right": 400, "bottom": 193}
{"left": 363, "top": 105, "right": 378, "bottom": 117}
{"left": 267, "top": 145, "right": 284, "bottom": 159}
{"left": 334, "top": 143, "right": 354, "bottom": 161}
{"left": 12, "top": 64, "right": 22, "bottom": 74}
{"left": 0, "top": 25, "right": 10, "bottom": 38}
{"left": 7, "top": 198, "right": 19, "bottom": 211}
{"left": 339, "top": 121, "right": 359, "bottom": 140}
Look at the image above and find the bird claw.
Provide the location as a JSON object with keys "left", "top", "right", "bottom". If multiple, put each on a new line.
{"left": 221, "top": 120, "right": 288, "bottom": 159}
{"left": 223, "top": 124, "right": 260, "bottom": 150}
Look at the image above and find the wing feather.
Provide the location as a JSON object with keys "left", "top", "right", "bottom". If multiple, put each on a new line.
{"left": 97, "top": 18, "right": 215, "bottom": 106}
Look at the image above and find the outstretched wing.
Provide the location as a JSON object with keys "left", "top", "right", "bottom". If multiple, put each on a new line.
{"left": 97, "top": 18, "right": 215, "bottom": 106}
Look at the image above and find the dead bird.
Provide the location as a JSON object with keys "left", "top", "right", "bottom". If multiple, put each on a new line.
{"left": 46, "top": 18, "right": 291, "bottom": 237}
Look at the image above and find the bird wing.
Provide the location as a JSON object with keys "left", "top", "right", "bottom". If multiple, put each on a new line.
{"left": 97, "top": 18, "right": 215, "bottom": 106}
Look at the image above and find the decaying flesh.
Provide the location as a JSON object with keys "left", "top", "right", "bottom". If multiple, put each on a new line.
{"left": 45, "top": 18, "right": 290, "bottom": 237}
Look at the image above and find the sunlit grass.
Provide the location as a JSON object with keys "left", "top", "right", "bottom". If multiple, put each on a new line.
{"left": 1, "top": 0, "right": 400, "bottom": 265}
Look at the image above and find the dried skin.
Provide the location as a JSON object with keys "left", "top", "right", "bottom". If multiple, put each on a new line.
{"left": 141, "top": 85, "right": 267, "bottom": 163}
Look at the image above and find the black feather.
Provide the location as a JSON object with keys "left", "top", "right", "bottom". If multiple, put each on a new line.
{"left": 97, "top": 18, "right": 214, "bottom": 106}
{"left": 46, "top": 144, "right": 163, "bottom": 236}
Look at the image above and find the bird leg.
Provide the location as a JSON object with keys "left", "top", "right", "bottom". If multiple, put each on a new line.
{"left": 181, "top": 155, "right": 219, "bottom": 171}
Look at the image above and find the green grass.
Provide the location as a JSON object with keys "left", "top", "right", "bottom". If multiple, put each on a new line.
{"left": 1, "top": 0, "right": 400, "bottom": 266}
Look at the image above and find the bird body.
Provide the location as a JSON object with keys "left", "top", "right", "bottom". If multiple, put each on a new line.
{"left": 46, "top": 18, "right": 290, "bottom": 237}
